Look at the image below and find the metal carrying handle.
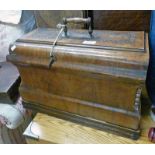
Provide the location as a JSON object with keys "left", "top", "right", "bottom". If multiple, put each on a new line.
{"left": 62, "top": 17, "right": 93, "bottom": 37}
{"left": 48, "top": 17, "right": 93, "bottom": 68}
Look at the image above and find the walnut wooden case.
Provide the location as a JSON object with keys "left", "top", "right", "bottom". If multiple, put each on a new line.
{"left": 7, "top": 28, "right": 149, "bottom": 139}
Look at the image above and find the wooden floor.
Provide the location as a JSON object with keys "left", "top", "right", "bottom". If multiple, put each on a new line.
{"left": 24, "top": 101, "right": 155, "bottom": 144}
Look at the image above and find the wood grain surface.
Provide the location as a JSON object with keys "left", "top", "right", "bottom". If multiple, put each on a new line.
{"left": 7, "top": 28, "right": 149, "bottom": 138}
{"left": 93, "top": 11, "right": 151, "bottom": 32}
{"left": 24, "top": 103, "right": 155, "bottom": 144}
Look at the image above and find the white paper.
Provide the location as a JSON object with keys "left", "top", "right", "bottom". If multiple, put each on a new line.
{"left": 83, "top": 40, "right": 97, "bottom": 45}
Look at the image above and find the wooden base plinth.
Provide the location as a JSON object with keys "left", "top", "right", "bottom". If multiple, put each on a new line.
{"left": 23, "top": 101, "right": 140, "bottom": 140}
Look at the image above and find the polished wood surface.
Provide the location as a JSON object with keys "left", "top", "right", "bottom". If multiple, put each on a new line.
{"left": 7, "top": 28, "right": 149, "bottom": 139}
{"left": 24, "top": 104, "right": 155, "bottom": 144}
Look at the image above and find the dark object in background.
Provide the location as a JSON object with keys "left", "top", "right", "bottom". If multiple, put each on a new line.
{"left": 146, "top": 11, "right": 155, "bottom": 111}
{"left": 93, "top": 10, "right": 151, "bottom": 32}
{"left": 34, "top": 10, "right": 85, "bottom": 28}
{"left": 0, "top": 62, "right": 20, "bottom": 104}
{"left": 33, "top": 10, "right": 151, "bottom": 32}
{"left": 148, "top": 127, "right": 155, "bottom": 143}
{"left": 20, "top": 10, "right": 37, "bottom": 33}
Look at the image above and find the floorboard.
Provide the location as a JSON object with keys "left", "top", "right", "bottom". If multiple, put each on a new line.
{"left": 24, "top": 101, "right": 155, "bottom": 144}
